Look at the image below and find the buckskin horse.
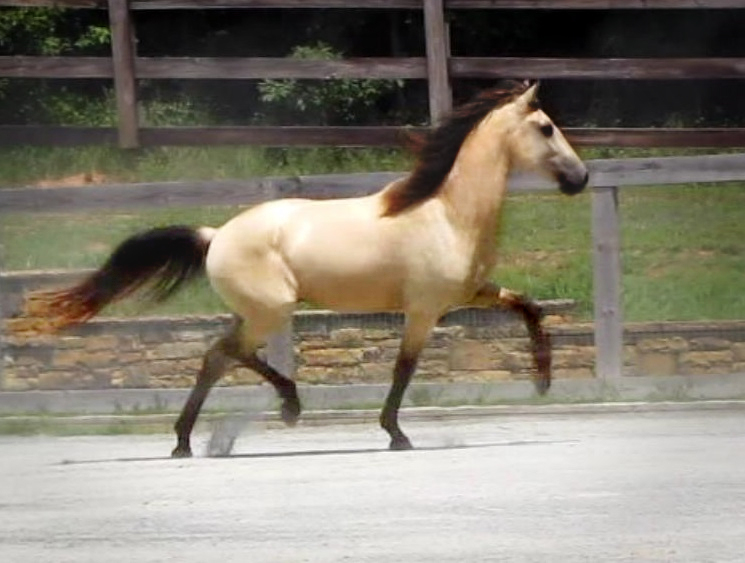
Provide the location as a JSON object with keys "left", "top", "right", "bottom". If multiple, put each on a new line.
{"left": 22, "top": 80, "right": 588, "bottom": 457}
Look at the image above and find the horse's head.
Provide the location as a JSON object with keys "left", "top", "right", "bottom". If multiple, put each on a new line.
{"left": 506, "top": 82, "right": 588, "bottom": 195}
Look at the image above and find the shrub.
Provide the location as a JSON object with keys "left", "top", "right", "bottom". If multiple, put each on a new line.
{"left": 257, "top": 42, "right": 401, "bottom": 126}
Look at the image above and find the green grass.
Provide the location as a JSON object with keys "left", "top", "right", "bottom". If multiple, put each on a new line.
{"left": 495, "top": 182, "right": 745, "bottom": 321}
{"left": 1, "top": 145, "right": 744, "bottom": 322}
{"left": 0, "top": 145, "right": 411, "bottom": 188}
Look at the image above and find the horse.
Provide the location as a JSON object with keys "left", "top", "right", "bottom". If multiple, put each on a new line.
{"left": 21, "top": 80, "right": 588, "bottom": 457}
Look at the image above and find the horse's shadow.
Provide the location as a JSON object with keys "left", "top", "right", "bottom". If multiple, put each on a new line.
{"left": 59, "top": 439, "right": 569, "bottom": 466}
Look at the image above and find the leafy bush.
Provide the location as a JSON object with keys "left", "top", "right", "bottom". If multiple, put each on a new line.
{"left": 0, "top": 8, "right": 111, "bottom": 124}
{"left": 0, "top": 8, "right": 110, "bottom": 56}
{"left": 257, "top": 42, "right": 401, "bottom": 125}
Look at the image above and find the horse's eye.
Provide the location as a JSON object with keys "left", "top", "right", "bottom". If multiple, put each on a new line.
{"left": 540, "top": 123, "right": 554, "bottom": 138}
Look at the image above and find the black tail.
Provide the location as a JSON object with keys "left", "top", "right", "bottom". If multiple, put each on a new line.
{"left": 23, "top": 225, "right": 211, "bottom": 332}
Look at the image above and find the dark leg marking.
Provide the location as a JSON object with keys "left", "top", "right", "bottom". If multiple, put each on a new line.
{"left": 506, "top": 296, "right": 552, "bottom": 395}
{"left": 380, "top": 354, "right": 418, "bottom": 451}
{"left": 171, "top": 320, "right": 302, "bottom": 458}
{"left": 470, "top": 284, "right": 552, "bottom": 395}
{"left": 243, "top": 353, "right": 301, "bottom": 427}
{"left": 172, "top": 340, "right": 231, "bottom": 458}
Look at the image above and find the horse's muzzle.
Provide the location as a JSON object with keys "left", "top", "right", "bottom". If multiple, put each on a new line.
{"left": 558, "top": 171, "right": 589, "bottom": 196}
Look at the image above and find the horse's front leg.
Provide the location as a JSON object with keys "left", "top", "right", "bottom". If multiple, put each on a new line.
{"left": 380, "top": 312, "right": 438, "bottom": 450}
{"left": 468, "top": 282, "right": 551, "bottom": 395}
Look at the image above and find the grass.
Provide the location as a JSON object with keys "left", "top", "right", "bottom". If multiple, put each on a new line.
{"left": 497, "top": 183, "right": 745, "bottom": 321}
{"left": 1, "top": 145, "right": 744, "bottom": 322}
{"left": 0, "top": 145, "right": 411, "bottom": 188}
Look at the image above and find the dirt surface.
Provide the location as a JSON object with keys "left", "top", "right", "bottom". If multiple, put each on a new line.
{"left": 35, "top": 172, "right": 109, "bottom": 188}
{"left": 2, "top": 409, "right": 745, "bottom": 562}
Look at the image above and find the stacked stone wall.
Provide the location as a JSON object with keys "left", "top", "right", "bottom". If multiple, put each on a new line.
{"left": 4, "top": 314, "right": 745, "bottom": 391}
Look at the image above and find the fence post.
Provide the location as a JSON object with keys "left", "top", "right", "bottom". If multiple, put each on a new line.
{"left": 423, "top": 0, "right": 452, "bottom": 124}
{"left": 108, "top": 0, "right": 139, "bottom": 149}
{"left": 592, "top": 185, "right": 624, "bottom": 379}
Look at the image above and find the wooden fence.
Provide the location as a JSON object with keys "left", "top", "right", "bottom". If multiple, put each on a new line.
{"left": 1, "top": 0, "right": 745, "bottom": 148}
{"left": 3, "top": 153, "right": 745, "bottom": 381}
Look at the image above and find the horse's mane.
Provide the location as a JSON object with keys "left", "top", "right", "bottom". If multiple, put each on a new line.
{"left": 382, "top": 80, "right": 530, "bottom": 217}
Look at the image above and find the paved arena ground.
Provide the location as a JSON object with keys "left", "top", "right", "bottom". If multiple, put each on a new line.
{"left": 2, "top": 407, "right": 745, "bottom": 562}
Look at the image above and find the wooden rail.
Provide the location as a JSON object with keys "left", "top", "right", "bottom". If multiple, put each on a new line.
{"left": 3, "top": 154, "right": 745, "bottom": 214}
{"left": 3, "top": 125, "right": 745, "bottom": 148}
{"left": 1, "top": 0, "right": 743, "bottom": 9}
{"left": 6, "top": 56, "right": 745, "bottom": 80}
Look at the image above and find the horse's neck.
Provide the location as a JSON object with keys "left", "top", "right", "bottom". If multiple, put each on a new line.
{"left": 439, "top": 119, "right": 510, "bottom": 238}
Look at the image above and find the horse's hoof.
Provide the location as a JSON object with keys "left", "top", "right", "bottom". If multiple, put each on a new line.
{"left": 389, "top": 437, "right": 414, "bottom": 451}
{"left": 281, "top": 399, "right": 301, "bottom": 427}
{"left": 171, "top": 446, "right": 193, "bottom": 458}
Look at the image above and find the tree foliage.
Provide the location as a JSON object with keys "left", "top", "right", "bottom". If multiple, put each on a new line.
{"left": 0, "top": 8, "right": 109, "bottom": 56}
{"left": 257, "top": 42, "right": 401, "bottom": 125}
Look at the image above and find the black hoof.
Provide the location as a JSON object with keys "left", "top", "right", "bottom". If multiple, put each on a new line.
{"left": 281, "top": 399, "right": 302, "bottom": 427}
{"left": 389, "top": 436, "right": 414, "bottom": 451}
{"left": 171, "top": 446, "right": 193, "bottom": 458}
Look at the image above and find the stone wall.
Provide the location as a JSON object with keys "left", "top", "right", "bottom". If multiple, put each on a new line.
{"left": 4, "top": 311, "right": 745, "bottom": 392}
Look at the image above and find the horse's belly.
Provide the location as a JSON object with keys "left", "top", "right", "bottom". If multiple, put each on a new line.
{"left": 295, "top": 263, "right": 405, "bottom": 312}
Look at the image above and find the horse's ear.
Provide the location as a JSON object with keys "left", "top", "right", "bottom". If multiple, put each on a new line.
{"left": 515, "top": 81, "right": 540, "bottom": 113}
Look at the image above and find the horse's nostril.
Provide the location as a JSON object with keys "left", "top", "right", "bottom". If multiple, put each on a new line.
{"left": 558, "top": 170, "right": 588, "bottom": 196}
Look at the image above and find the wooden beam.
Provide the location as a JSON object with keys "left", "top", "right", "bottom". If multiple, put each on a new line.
{"left": 451, "top": 57, "right": 745, "bottom": 80}
{"left": 0, "top": 126, "right": 119, "bottom": 146}
{"left": 587, "top": 153, "right": 745, "bottom": 188}
{"left": 0, "top": 172, "right": 403, "bottom": 213}
{"left": 138, "top": 126, "right": 411, "bottom": 146}
{"left": 5, "top": 56, "right": 745, "bottom": 81}
{"left": 3, "top": 154, "right": 745, "bottom": 214}
{"left": 566, "top": 128, "right": 745, "bottom": 148}
{"left": 2, "top": 0, "right": 742, "bottom": 9}
{"left": 107, "top": 0, "right": 139, "bottom": 148}
{"left": 128, "top": 0, "right": 422, "bottom": 8}
{"left": 0, "top": 57, "right": 114, "bottom": 78}
{"left": 134, "top": 57, "right": 427, "bottom": 79}
{"left": 423, "top": 0, "right": 452, "bottom": 124}
{"left": 591, "top": 186, "right": 623, "bottom": 379}
{"left": 2, "top": 125, "right": 745, "bottom": 148}
{"left": 513, "top": 153, "right": 745, "bottom": 190}
{"left": 446, "top": 0, "right": 745, "bottom": 8}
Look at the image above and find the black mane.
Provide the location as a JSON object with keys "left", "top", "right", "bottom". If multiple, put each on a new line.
{"left": 382, "top": 80, "right": 529, "bottom": 216}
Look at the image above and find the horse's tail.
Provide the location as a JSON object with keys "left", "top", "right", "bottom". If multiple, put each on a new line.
{"left": 22, "top": 225, "right": 217, "bottom": 333}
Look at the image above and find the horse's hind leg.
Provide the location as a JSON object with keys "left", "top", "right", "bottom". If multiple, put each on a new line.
{"left": 172, "top": 328, "right": 236, "bottom": 458}
{"left": 172, "top": 317, "right": 300, "bottom": 458}
{"left": 205, "top": 342, "right": 300, "bottom": 458}
{"left": 242, "top": 352, "right": 300, "bottom": 426}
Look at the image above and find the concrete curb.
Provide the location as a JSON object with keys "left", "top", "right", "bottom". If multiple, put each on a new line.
{"left": 2, "top": 399, "right": 745, "bottom": 435}
{"left": 3, "top": 373, "right": 745, "bottom": 416}
{"left": 2, "top": 374, "right": 745, "bottom": 434}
